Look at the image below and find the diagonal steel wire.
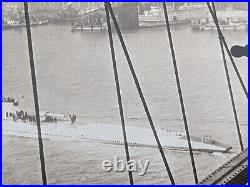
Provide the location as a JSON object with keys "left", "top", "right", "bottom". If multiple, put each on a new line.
{"left": 23, "top": 2, "right": 47, "bottom": 185}
{"left": 105, "top": 2, "right": 175, "bottom": 185}
{"left": 104, "top": 3, "right": 134, "bottom": 184}
{"left": 206, "top": 2, "right": 248, "bottom": 99}
{"left": 210, "top": 2, "right": 244, "bottom": 151}
{"left": 162, "top": 2, "right": 198, "bottom": 184}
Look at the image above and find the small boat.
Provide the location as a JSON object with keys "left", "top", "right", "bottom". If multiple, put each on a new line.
{"left": 191, "top": 17, "right": 248, "bottom": 31}
{"left": 200, "top": 22, "right": 247, "bottom": 31}
{"left": 30, "top": 19, "right": 49, "bottom": 26}
{"left": 2, "top": 19, "right": 49, "bottom": 30}
{"left": 71, "top": 25, "right": 107, "bottom": 32}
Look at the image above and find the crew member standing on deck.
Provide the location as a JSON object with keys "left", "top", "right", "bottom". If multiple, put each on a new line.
{"left": 70, "top": 114, "right": 76, "bottom": 125}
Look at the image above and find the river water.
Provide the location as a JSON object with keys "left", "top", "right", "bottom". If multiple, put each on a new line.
{"left": 2, "top": 22, "right": 248, "bottom": 184}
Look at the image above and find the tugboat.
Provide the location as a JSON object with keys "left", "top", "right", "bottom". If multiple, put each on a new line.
{"left": 190, "top": 17, "right": 248, "bottom": 31}
{"left": 71, "top": 23, "right": 107, "bottom": 32}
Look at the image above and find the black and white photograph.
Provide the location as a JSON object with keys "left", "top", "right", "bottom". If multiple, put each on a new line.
{"left": 2, "top": 2, "right": 248, "bottom": 184}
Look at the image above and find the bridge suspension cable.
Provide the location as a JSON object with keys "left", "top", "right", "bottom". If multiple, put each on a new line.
{"left": 104, "top": 3, "right": 134, "bottom": 185}
{"left": 105, "top": 2, "right": 175, "bottom": 185}
{"left": 206, "top": 3, "right": 248, "bottom": 99}
{"left": 162, "top": 2, "right": 198, "bottom": 184}
{"left": 23, "top": 2, "right": 47, "bottom": 185}
{"left": 208, "top": 2, "right": 244, "bottom": 151}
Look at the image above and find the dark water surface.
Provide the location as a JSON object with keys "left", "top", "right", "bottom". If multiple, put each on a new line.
{"left": 2, "top": 23, "right": 248, "bottom": 184}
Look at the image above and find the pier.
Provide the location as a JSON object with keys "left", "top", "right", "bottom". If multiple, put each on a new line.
{"left": 72, "top": 3, "right": 139, "bottom": 31}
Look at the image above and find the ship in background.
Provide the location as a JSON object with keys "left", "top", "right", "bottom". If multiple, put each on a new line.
{"left": 139, "top": 4, "right": 191, "bottom": 28}
{"left": 190, "top": 16, "right": 248, "bottom": 31}
{"left": 189, "top": 3, "right": 248, "bottom": 31}
{"left": 71, "top": 3, "right": 139, "bottom": 32}
{"left": 2, "top": 3, "right": 248, "bottom": 31}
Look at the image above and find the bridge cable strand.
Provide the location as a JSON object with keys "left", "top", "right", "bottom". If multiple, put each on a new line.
{"left": 206, "top": 2, "right": 248, "bottom": 99}
{"left": 104, "top": 4, "right": 134, "bottom": 185}
{"left": 162, "top": 2, "right": 198, "bottom": 184}
{"left": 105, "top": 3, "right": 175, "bottom": 185}
{"left": 210, "top": 2, "right": 244, "bottom": 151}
{"left": 23, "top": 2, "right": 47, "bottom": 185}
